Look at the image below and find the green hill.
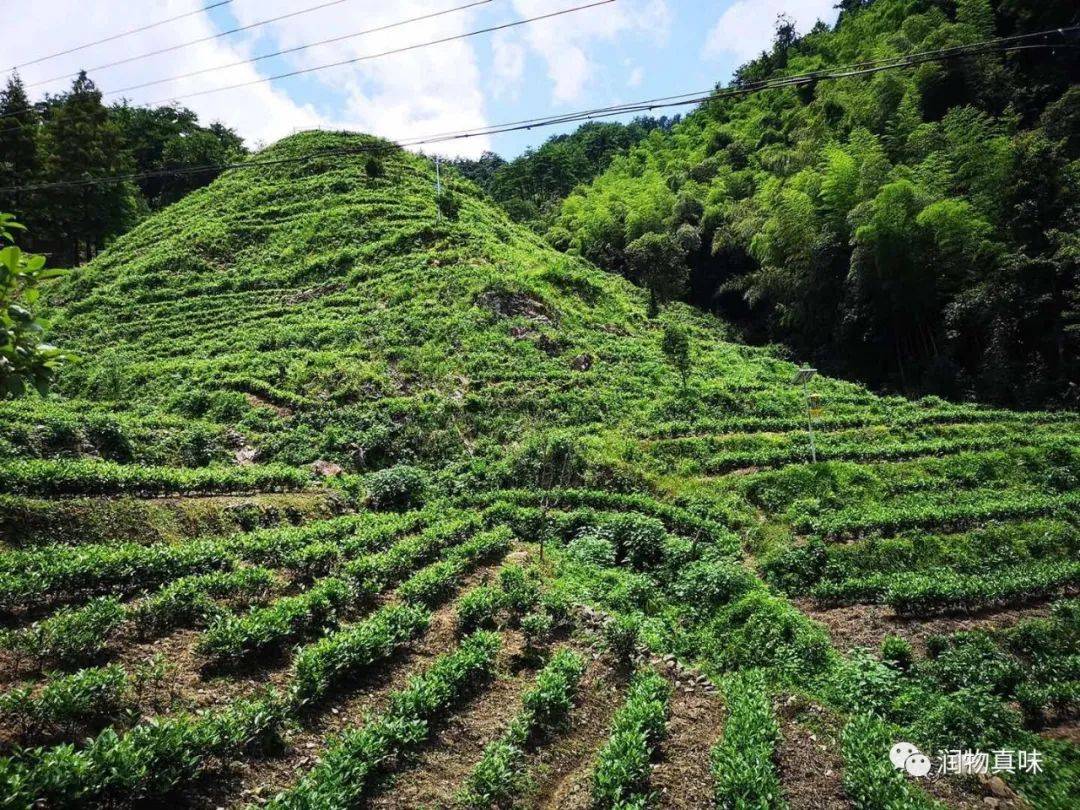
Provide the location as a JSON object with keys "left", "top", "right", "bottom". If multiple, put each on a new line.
{"left": 0, "top": 129, "right": 1077, "bottom": 808}
{"left": 552, "top": 0, "right": 1079, "bottom": 408}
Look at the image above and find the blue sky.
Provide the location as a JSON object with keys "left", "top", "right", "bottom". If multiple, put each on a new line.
{"left": 11, "top": 1, "right": 840, "bottom": 158}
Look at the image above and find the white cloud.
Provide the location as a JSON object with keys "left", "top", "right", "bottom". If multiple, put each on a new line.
{"left": 703, "top": 0, "right": 838, "bottom": 63}
{"left": 627, "top": 65, "right": 644, "bottom": 88}
{"left": 511, "top": 0, "right": 670, "bottom": 104}
{"left": 7, "top": 0, "right": 494, "bottom": 157}
{"left": 491, "top": 32, "right": 526, "bottom": 100}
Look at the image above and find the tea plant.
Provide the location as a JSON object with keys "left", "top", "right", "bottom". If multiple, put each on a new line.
{"left": 711, "top": 670, "right": 783, "bottom": 809}
{"left": 267, "top": 631, "right": 500, "bottom": 809}
{"left": 458, "top": 648, "right": 586, "bottom": 808}
{"left": 290, "top": 603, "right": 430, "bottom": 707}
{"left": 591, "top": 668, "right": 671, "bottom": 808}
{"left": 197, "top": 577, "right": 351, "bottom": 666}
{"left": 1, "top": 597, "right": 125, "bottom": 668}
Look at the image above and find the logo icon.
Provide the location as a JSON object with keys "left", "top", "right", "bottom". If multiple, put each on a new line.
{"left": 890, "top": 742, "right": 932, "bottom": 777}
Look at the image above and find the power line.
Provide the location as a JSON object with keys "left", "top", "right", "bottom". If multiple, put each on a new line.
{"left": 1, "top": 14, "right": 1071, "bottom": 131}
{"left": 11, "top": 1, "right": 235, "bottom": 72}
{"left": 2, "top": 25, "right": 1076, "bottom": 144}
{"left": 28, "top": 0, "right": 497, "bottom": 93}
{"left": 0, "top": 25, "right": 1076, "bottom": 195}
{"left": 26, "top": 0, "right": 359, "bottom": 90}
{"left": 131, "top": 0, "right": 615, "bottom": 107}
{"left": 0, "top": 0, "right": 585, "bottom": 126}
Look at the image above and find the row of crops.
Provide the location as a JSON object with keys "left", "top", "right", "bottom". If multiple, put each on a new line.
{"left": 627, "top": 392, "right": 1079, "bottom": 808}
{"left": 0, "top": 483, "right": 927, "bottom": 808}
{"left": 0, "top": 410, "right": 1076, "bottom": 809}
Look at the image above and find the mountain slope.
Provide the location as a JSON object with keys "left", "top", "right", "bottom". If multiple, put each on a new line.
{"left": 0, "top": 130, "right": 1077, "bottom": 808}
{"left": 552, "top": 0, "right": 1079, "bottom": 408}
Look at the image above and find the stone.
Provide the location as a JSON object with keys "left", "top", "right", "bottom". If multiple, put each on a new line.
{"left": 570, "top": 353, "right": 593, "bottom": 371}
{"left": 311, "top": 459, "right": 344, "bottom": 478}
{"left": 986, "top": 776, "right": 1011, "bottom": 799}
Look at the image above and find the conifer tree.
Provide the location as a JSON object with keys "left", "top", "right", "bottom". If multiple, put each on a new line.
{"left": 40, "top": 72, "right": 136, "bottom": 264}
{"left": 0, "top": 74, "right": 41, "bottom": 231}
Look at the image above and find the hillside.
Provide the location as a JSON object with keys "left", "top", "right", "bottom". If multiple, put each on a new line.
{"left": 552, "top": 0, "right": 1079, "bottom": 409}
{"left": 0, "top": 130, "right": 1077, "bottom": 808}
{"left": 448, "top": 117, "right": 677, "bottom": 229}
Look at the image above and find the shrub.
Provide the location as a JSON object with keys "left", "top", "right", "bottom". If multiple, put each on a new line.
{"left": 880, "top": 635, "right": 914, "bottom": 673}
{"left": 672, "top": 557, "right": 755, "bottom": 617}
{"left": 520, "top": 611, "right": 554, "bottom": 655}
{"left": 606, "top": 513, "right": 668, "bottom": 571}
{"left": 592, "top": 668, "right": 671, "bottom": 808}
{"left": 3, "top": 597, "right": 125, "bottom": 668}
{"left": 268, "top": 631, "right": 500, "bottom": 809}
{"left": 918, "top": 632, "right": 1022, "bottom": 695}
{"left": 842, "top": 713, "right": 937, "bottom": 810}
{"left": 1, "top": 693, "right": 285, "bottom": 806}
{"left": 130, "top": 567, "right": 275, "bottom": 637}
{"left": 365, "top": 465, "right": 428, "bottom": 511}
{"left": 290, "top": 603, "right": 429, "bottom": 706}
{"left": 567, "top": 530, "right": 617, "bottom": 567}
{"left": 197, "top": 578, "right": 351, "bottom": 666}
{"left": 911, "top": 687, "right": 1023, "bottom": 751}
{"left": 0, "top": 664, "right": 131, "bottom": 739}
{"left": 456, "top": 585, "right": 504, "bottom": 635}
{"left": 711, "top": 670, "right": 782, "bottom": 809}
{"left": 499, "top": 565, "right": 542, "bottom": 617}
{"left": 603, "top": 614, "right": 642, "bottom": 665}
{"left": 458, "top": 648, "right": 586, "bottom": 808}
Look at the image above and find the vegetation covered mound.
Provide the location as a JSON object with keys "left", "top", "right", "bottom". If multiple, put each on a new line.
{"left": 0, "top": 120, "right": 1076, "bottom": 806}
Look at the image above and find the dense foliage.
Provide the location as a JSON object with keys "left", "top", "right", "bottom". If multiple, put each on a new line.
{"left": 0, "top": 71, "right": 245, "bottom": 265}
{"left": 448, "top": 118, "right": 675, "bottom": 230}
{"left": 0, "top": 53, "right": 1076, "bottom": 804}
{"left": 552, "top": 0, "right": 1080, "bottom": 408}
{"left": 0, "top": 214, "right": 66, "bottom": 397}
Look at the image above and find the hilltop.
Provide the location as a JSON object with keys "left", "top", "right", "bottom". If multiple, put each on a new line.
{"left": 0, "top": 128, "right": 1076, "bottom": 808}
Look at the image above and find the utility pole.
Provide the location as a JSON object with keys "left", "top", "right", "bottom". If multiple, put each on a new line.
{"left": 791, "top": 367, "right": 818, "bottom": 463}
{"left": 434, "top": 155, "right": 442, "bottom": 222}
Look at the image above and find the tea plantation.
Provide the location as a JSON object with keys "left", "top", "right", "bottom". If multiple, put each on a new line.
{"left": 0, "top": 131, "right": 1076, "bottom": 808}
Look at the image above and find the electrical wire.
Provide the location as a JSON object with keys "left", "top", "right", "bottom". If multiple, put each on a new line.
{"left": 0, "top": 25, "right": 1077, "bottom": 194}
{"left": 0, "top": 0, "right": 584, "bottom": 125}
{"left": 26, "top": 0, "right": 362, "bottom": 89}
{"left": 11, "top": 1, "right": 235, "bottom": 72}
{"left": 128, "top": 0, "right": 615, "bottom": 106}
{"left": 29, "top": 0, "right": 499, "bottom": 94}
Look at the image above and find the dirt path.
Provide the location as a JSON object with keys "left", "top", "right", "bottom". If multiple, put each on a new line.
{"left": 774, "top": 696, "right": 851, "bottom": 810}
{"left": 651, "top": 675, "right": 725, "bottom": 809}
{"left": 367, "top": 635, "right": 532, "bottom": 809}
{"left": 797, "top": 600, "right": 1054, "bottom": 656}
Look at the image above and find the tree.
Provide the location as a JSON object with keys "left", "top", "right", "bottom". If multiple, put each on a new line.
{"left": 111, "top": 103, "right": 246, "bottom": 208}
{"left": 39, "top": 72, "right": 138, "bottom": 264}
{"left": 0, "top": 75, "right": 40, "bottom": 230}
{"left": 661, "top": 323, "right": 691, "bottom": 388}
{"left": 625, "top": 232, "right": 688, "bottom": 316}
{"left": 0, "top": 213, "right": 67, "bottom": 397}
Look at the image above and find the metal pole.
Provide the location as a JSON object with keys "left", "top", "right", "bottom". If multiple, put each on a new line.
{"left": 804, "top": 381, "right": 817, "bottom": 463}
{"left": 435, "top": 156, "right": 442, "bottom": 222}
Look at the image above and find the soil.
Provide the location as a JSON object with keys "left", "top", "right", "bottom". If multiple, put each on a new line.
{"left": 529, "top": 653, "right": 626, "bottom": 809}
{"left": 774, "top": 695, "right": 851, "bottom": 810}
{"left": 189, "top": 558, "right": 515, "bottom": 808}
{"left": 243, "top": 392, "right": 294, "bottom": 419}
{"left": 797, "top": 600, "right": 1054, "bottom": 656}
{"left": 1042, "top": 719, "right": 1080, "bottom": 745}
{"left": 651, "top": 678, "right": 726, "bottom": 809}
{"left": 366, "top": 634, "right": 534, "bottom": 809}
